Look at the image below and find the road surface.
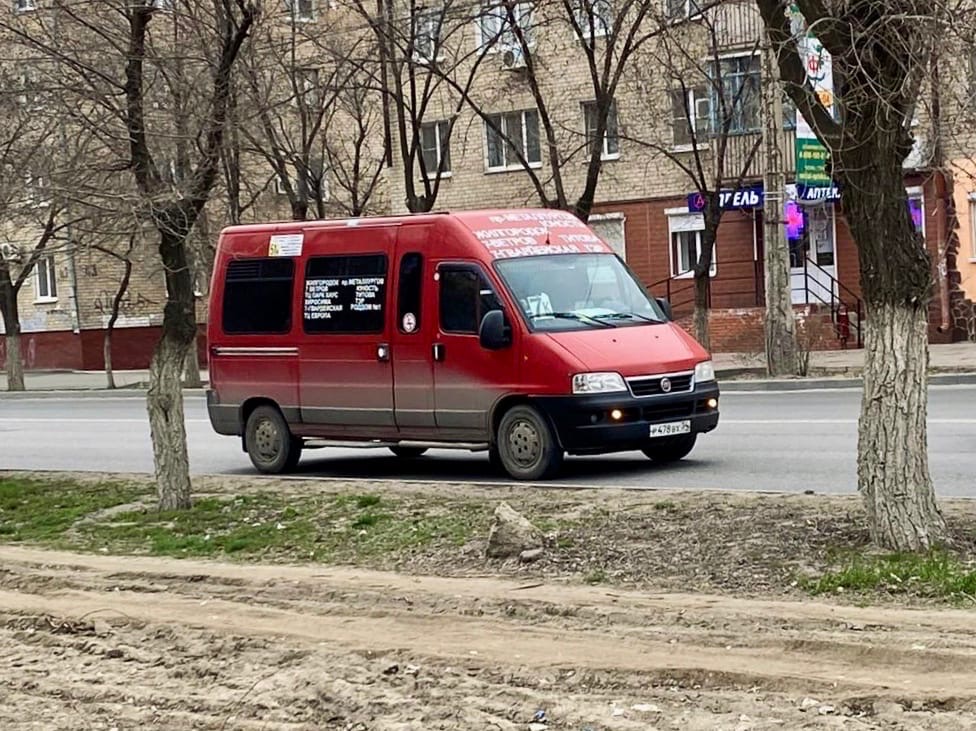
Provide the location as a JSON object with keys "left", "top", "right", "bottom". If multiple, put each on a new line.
{"left": 1, "top": 385, "right": 974, "bottom": 494}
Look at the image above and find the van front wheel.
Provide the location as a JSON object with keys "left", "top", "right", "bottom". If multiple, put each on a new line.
{"left": 245, "top": 405, "right": 302, "bottom": 474}
{"left": 641, "top": 433, "right": 697, "bottom": 463}
{"left": 496, "top": 405, "right": 563, "bottom": 480}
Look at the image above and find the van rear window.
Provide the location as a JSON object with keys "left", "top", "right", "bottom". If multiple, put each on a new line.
{"left": 222, "top": 258, "right": 294, "bottom": 335}
{"left": 304, "top": 254, "right": 388, "bottom": 333}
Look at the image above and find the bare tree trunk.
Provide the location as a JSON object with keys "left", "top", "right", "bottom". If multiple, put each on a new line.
{"left": 1, "top": 286, "right": 25, "bottom": 392}
{"left": 843, "top": 157, "right": 948, "bottom": 551}
{"left": 858, "top": 302, "right": 946, "bottom": 548}
{"left": 693, "top": 272, "right": 710, "bottom": 352}
{"left": 761, "top": 39, "right": 798, "bottom": 376}
{"left": 147, "top": 230, "right": 197, "bottom": 511}
{"left": 182, "top": 342, "right": 202, "bottom": 388}
{"left": 104, "top": 257, "right": 133, "bottom": 390}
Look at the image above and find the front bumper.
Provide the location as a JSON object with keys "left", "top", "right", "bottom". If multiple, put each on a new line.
{"left": 533, "top": 381, "right": 720, "bottom": 455}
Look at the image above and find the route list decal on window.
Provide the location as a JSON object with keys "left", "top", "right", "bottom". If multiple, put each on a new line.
{"left": 303, "top": 254, "right": 387, "bottom": 333}
{"left": 464, "top": 210, "right": 614, "bottom": 260}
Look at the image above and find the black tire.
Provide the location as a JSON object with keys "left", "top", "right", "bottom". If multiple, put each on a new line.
{"left": 245, "top": 405, "right": 302, "bottom": 474}
{"left": 641, "top": 433, "right": 697, "bottom": 463}
{"left": 496, "top": 405, "right": 563, "bottom": 480}
{"left": 488, "top": 446, "right": 505, "bottom": 474}
{"left": 389, "top": 446, "right": 428, "bottom": 459}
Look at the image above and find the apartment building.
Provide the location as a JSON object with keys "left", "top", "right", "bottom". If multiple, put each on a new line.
{"left": 4, "top": 0, "right": 974, "bottom": 374}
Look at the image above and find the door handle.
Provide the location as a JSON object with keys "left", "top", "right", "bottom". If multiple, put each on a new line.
{"left": 432, "top": 343, "right": 445, "bottom": 362}
{"left": 377, "top": 343, "right": 390, "bottom": 362}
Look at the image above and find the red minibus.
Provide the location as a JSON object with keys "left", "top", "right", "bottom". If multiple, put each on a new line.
{"left": 206, "top": 209, "right": 719, "bottom": 480}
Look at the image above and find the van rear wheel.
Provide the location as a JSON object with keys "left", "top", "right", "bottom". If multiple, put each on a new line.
{"left": 641, "top": 433, "right": 697, "bottom": 463}
{"left": 389, "top": 446, "right": 428, "bottom": 459}
{"left": 245, "top": 405, "right": 302, "bottom": 474}
{"left": 496, "top": 405, "right": 563, "bottom": 480}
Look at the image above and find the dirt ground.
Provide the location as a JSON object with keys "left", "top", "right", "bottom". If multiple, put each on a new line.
{"left": 4, "top": 474, "right": 976, "bottom": 729}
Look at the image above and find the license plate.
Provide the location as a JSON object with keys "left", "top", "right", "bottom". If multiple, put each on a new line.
{"left": 649, "top": 420, "right": 691, "bottom": 438}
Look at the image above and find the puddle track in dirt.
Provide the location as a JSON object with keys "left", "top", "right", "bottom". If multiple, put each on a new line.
{"left": 2, "top": 546, "right": 976, "bottom": 729}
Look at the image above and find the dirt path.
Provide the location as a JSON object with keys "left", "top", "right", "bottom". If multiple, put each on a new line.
{"left": 2, "top": 547, "right": 976, "bottom": 729}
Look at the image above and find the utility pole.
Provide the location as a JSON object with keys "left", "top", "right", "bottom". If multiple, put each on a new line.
{"left": 760, "top": 35, "right": 798, "bottom": 376}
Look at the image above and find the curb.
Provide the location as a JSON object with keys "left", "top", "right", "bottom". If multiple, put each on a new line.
{"left": 718, "top": 372, "right": 976, "bottom": 391}
{"left": 0, "top": 389, "right": 209, "bottom": 399}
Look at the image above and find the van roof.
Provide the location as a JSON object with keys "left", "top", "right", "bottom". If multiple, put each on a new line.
{"left": 218, "top": 208, "right": 580, "bottom": 235}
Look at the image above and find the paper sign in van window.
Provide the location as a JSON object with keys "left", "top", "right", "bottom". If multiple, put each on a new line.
{"left": 269, "top": 233, "right": 304, "bottom": 257}
{"left": 465, "top": 210, "right": 613, "bottom": 260}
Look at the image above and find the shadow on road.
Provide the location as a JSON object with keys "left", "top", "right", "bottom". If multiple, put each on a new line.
{"left": 222, "top": 450, "right": 712, "bottom": 486}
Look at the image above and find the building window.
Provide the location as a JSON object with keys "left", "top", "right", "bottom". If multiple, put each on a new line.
{"left": 574, "top": 0, "right": 611, "bottom": 39}
{"left": 907, "top": 186, "right": 925, "bottom": 237}
{"left": 296, "top": 68, "right": 319, "bottom": 107}
{"left": 478, "top": 1, "right": 533, "bottom": 51}
{"left": 485, "top": 110, "right": 541, "bottom": 170}
{"left": 222, "top": 258, "right": 294, "bottom": 334}
{"left": 286, "top": 0, "right": 314, "bottom": 22}
{"left": 14, "top": 0, "right": 36, "bottom": 12}
{"left": 665, "top": 0, "right": 700, "bottom": 21}
{"left": 667, "top": 210, "right": 714, "bottom": 278}
{"left": 583, "top": 100, "right": 619, "bottom": 159}
{"left": 970, "top": 195, "right": 976, "bottom": 258}
{"left": 670, "top": 86, "right": 710, "bottom": 147}
{"left": 711, "top": 54, "right": 761, "bottom": 134}
{"left": 304, "top": 254, "right": 388, "bottom": 334}
{"left": 35, "top": 255, "right": 58, "bottom": 302}
{"left": 420, "top": 120, "right": 451, "bottom": 176}
{"left": 413, "top": 7, "right": 443, "bottom": 62}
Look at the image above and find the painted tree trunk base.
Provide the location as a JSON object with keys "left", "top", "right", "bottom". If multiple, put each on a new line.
{"left": 693, "top": 275, "right": 711, "bottom": 353}
{"left": 104, "top": 333, "right": 116, "bottom": 390}
{"left": 5, "top": 334, "right": 25, "bottom": 392}
{"left": 147, "top": 334, "right": 193, "bottom": 511}
{"left": 858, "top": 302, "right": 948, "bottom": 551}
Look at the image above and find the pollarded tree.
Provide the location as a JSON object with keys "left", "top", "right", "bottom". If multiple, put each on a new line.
{"left": 756, "top": 0, "right": 947, "bottom": 550}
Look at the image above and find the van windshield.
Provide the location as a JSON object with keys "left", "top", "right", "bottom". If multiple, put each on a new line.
{"left": 494, "top": 254, "right": 666, "bottom": 331}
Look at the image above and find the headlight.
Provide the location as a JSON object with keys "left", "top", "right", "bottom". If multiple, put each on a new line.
{"left": 572, "top": 372, "right": 627, "bottom": 394}
{"left": 694, "top": 360, "right": 716, "bottom": 383}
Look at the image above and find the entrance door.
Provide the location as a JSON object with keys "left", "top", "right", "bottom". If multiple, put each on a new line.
{"left": 390, "top": 225, "right": 436, "bottom": 434}
{"left": 298, "top": 227, "right": 396, "bottom": 435}
{"left": 789, "top": 203, "right": 837, "bottom": 305}
{"left": 431, "top": 262, "right": 518, "bottom": 441}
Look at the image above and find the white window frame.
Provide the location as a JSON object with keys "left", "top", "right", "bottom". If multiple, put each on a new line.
{"left": 670, "top": 86, "right": 711, "bottom": 151}
{"left": 34, "top": 255, "right": 58, "bottom": 303}
{"left": 14, "top": 0, "right": 36, "bottom": 12}
{"left": 413, "top": 7, "right": 444, "bottom": 63}
{"left": 484, "top": 110, "right": 542, "bottom": 172}
{"left": 907, "top": 185, "right": 925, "bottom": 239}
{"left": 574, "top": 0, "right": 611, "bottom": 39}
{"left": 477, "top": 1, "right": 533, "bottom": 53}
{"left": 969, "top": 193, "right": 976, "bottom": 261}
{"left": 665, "top": 0, "right": 701, "bottom": 23}
{"left": 296, "top": 67, "right": 320, "bottom": 107}
{"left": 582, "top": 99, "right": 620, "bottom": 160}
{"left": 666, "top": 207, "right": 716, "bottom": 279}
{"left": 588, "top": 212, "right": 626, "bottom": 260}
{"left": 286, "top": 0, "right": 314, "bottom": 23}
{"left": 419, "top": 120, "right": 452, "bottom": 179}
{"left": 710, "top": 51, "right": 762, "bottom": 136}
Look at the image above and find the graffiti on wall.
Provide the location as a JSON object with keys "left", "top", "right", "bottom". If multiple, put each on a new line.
{"left": 92, "top": 290, "right": 160, "bottom": 318}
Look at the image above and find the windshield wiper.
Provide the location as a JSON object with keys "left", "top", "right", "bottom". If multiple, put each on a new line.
{"left": 529, "top": 311, "right": 616, "bottom": 328}
{"left": 593, "top": 312, "right": 662, "bottom": 324}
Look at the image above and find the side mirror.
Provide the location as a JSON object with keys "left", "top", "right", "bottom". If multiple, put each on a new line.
{"left": 479, "top": 309, "right": 511, "bottom": 350}
{"left": 655, "top": 297, "right": 673, "bottom": 321}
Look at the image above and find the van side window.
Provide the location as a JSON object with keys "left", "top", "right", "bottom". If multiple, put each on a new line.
{"left": 222, "top": 258, "right": 294, "bottom": 335}
{"left": 397, "top": 253, "right": 423, "bottom": 333}
{"left": 304, "top": 254, "right": 388, "bottom": 333}
{"left": 439, "top": 266, "right": 501, "bottom": 334}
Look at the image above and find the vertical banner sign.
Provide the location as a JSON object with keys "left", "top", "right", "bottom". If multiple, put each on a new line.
{"left": 789, "top": 3, "right": 833, "bottom": 186}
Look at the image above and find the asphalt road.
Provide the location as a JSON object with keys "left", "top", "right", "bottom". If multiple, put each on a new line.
{"left": 1, "top": 385, "right": 974, "bottom": 495}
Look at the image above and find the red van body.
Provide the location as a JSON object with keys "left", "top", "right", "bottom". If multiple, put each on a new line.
{"left": 206, "top": 209, "right": 719, "bottom": 479}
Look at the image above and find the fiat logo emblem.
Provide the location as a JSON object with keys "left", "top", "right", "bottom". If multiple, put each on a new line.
{"left": 660, "top": 377, "right": 672, "bottom": 393}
